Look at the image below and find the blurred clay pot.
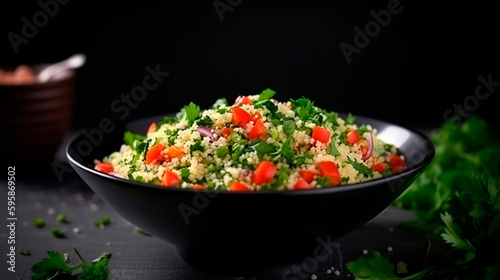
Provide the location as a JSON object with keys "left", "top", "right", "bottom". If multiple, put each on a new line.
{"left": 0, "top": 64, "right": 75, "bottom": 163}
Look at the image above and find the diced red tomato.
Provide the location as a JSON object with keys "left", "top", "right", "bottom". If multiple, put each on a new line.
{"left": 166, "top": 146, "right": 184, "bottom": 158}
{"left": 146, "top": 122, "right": 157, "bottom": 136}
{"left": 293, "top": 178, "right": 313, "bottom": 190}
{"left": 234, "top": 95, "right": 252, "bottom": 105}
{"left": 221, "top": 127, "right": 233, "bottom": 138}
{"left": 389, "top": 154, "right": 407, "bottom": 173}
{"left": 191, "top": 184, "right": 206, "bottom": 190}
{"left": 317, "top": 161, "right": 341, "bottom": 186}
{"left": 95, "top": 162, "right": 114, "bottom": 174}
{"left": 360, "top": 146, "right": 368, "bottom": 158}
{"left": 231, "top": 107, "right": 253, "bottom": 127}
{"left": 161, "top": 170, "right": 181, "bottom": 187}
{"left": 145, "top": 143, "right": 165, "bottom": 164}
{"left": 298, "top": 170, "right": 316, "bottom": 183}
{"left": 312, "top": 126, "right": 330, "bottom": 144}
{"left": 371, "top": 162, "right": 389, "bottom": 173}
{"left": 253, "top": 160, "right": 277, "bottom": 185}
{"left": 229, "top": 181, "right": 252, "bottom": 191}
{"left": 248, "top": 119, "right": 267, "bottom": 141}
{"left": 346, "top": 130, "right": 360, "bottom": 145}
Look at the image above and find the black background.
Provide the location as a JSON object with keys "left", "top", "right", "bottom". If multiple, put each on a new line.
{"left": 1, "top": 0, "right": 499, "bottom": 130}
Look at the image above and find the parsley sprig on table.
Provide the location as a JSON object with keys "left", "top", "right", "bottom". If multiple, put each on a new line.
{"left": 31, "top": 248, "right": 111, "bottom": 280}
{"left": 346, "top": 115, "right": 500, "bottom": 280}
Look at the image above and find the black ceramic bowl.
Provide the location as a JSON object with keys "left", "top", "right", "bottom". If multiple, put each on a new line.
{"left": 67, "top": 114, "right": 434, "bottom": 272}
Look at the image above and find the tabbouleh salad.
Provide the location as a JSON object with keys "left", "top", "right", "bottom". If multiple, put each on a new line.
{"left": 94, "top": 88, "right": 407, "bottom": 191}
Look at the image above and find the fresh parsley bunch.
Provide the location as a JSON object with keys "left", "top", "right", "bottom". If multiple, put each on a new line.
{"left": 347, "top": 115, "right": 500, "bottom": 280}
{"left": 31, "top": 249, "right": 111, "bottom": 280}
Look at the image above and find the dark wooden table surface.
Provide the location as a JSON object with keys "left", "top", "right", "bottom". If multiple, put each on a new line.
{"left": 1, "top": 130, "right": 435, "bottom": 280}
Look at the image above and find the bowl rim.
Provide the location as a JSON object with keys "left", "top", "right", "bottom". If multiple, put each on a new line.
{"left": 66, "top": 114, "right": 435, "bottom": 196}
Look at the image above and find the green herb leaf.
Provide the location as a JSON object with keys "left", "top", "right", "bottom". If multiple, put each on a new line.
{"left": 283, "top": 120, "right": 296, "bottom": 136}
{"left": 276, "top": 137, "right": 295, "bottom": 164}
{"left": 190, "top": 139, "right": 205, "bottom": 155}
{"left": 185, "top": 102, "right": 200, "bottom": 126}
{"left": 328, "top": 140, "right": 340, "bottom": 157}
{"left": 316, "top": 176, "right": 332, "bottom": 188}
{"left": 134, "top": 227, "right": 151, "bottom": 236}
{"left": 257, "top": 88, "right": 276, "bottom": 101}
{"left": 440, "top": 212, "right": 476, "bottom": 263}
{"left": 51, "top": 228, "right": 66, "bottom": 238}
{"left": 197, "top": 116, "right": 213, "bottom": 127}
{"left": 347, "top": 157, "right": 373, "bottom": 177}
{"left": 211, "top": 98, "right": 228, "bottom": 109}
{"left": 78, "top": 252, "right": 111, "bottom": 280}
{"left": 291, "top": 97, "right": 315, "bottom": 121}
{"left": 346, "top": 112, "right": 356, "bottom": 125}
{"left": 252, "top": 141, "right": 276, "bottom": 159}
{"left": 216, "top": 146, "right": 229, "bottom": 158}
{"left": 31, "top": 249, "right": 112, "bottom": 280}
{"left": 123, "top": 131, "right": 146, "bottom": 147}
{"left": 31, "top": 250, "right": 72, "bottom": 280}
{"left": 346, "top": 251, "right": 428, "bottom": 280}
{"left": 56, "top": 213, "right": 68, "bottom": 224}
{"left": 180, "top": 168, "right": 190, "bottom": 180}
{"left": 33, "top": 217, "right": 45, "bottom": 228}
{"left": 157, "top": 115, "right": 177, "bottom": 126}
{"left": 20, "top": 249, "right": 31, "bottom": 256}
{"left": 94, "top": 215, "right": 111, "bottom": 228}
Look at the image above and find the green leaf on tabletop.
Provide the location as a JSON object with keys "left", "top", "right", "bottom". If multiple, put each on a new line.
{"left": 20, "top": 249, "right": 31, "bottom": 256}
{"left": 56, "top": 213, "right": 69, "bottom": 224}
{"left": 346, "top": 251, "right": 428, "bottom": 280}
{"left": 94, "top": 215, "right": 111, "bottom": 228}
{"left": 134, "top": 227, "right": 151, "bottom": 236}
{"left": 33, "top": 217, "right": 45, "bottom": 228}
{"left": 51, "top": 228, "right": 66, "bottom": 238}
{"left": 31, "top": 250, "right": 72, "bottom": 280}
{"left": 31, "top": 249, "right": 111, "bottom": 280}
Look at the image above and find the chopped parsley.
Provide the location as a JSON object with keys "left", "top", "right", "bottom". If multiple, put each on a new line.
{"left": 283, "top": 120, "right": 296, "bottom": 136}
{"left": 94, "top": 215, "right": 111, "bottom": 228}
{"left": 346, "top": 112, "right": 356, "bottom": 125}
{"left": 56, "top": 213, "right": 69, "bottom": 224}
{"left": 196, "top": 116, "right": 213, "bottom": 127}
{"left": 180, "top": 168, "right": 190, "bottom": 180}
{"left": 20, "top": 249, "right": 31, "bottom": 256}
{"left": 291, "top": 97, "right": 316, "bottom": 121}
{"left": 123, "top": 131, "right": 146, "bottom": 147}
{"left": 190, "top": 139, "right": 205, "bottom": 155}
{"left": 252, "top": 141, "right": 276, "bottom": 159}
{"left": 216, "top": 146, "right": 229, "bottom": 158}
{"left": 50, "top": 228, "right": 66, "bottom": 238}
{"left": 347, "top": 157, "right": 373, "bottom": 177}
{"left": 328, "top": 140, "right": 340, "bottom": 157}
{"left": 33, "top": 217, "right": 45, "bottom": 228}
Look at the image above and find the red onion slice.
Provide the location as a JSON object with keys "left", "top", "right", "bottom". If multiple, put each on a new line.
{"left": 240, "top": 169, "right": 253, "bottom": 181}
{"left": 362, "top": 132, "right": 373, "bottom": 160}
{"left": 197, "top": 125, "right": 218, "bottom": 141}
